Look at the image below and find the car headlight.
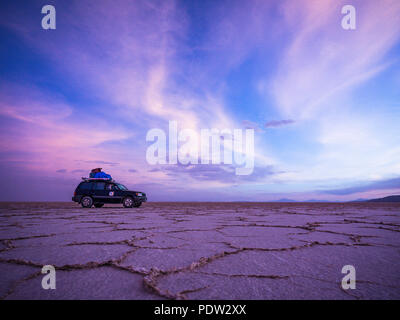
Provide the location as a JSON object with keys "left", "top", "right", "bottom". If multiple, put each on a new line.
{"left": 136, "top": 193, "right": 142, "bottom": 196}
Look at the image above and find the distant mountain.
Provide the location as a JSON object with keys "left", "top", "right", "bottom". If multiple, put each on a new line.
{"left": 351, "top": 198, "right": 369, "bottom": 202}
{"left": 272, "top": 199, "right": 336, "bottom": 202}
{"left": 367, "top": 195, "right": 400, "bottom": 202}
{"left": 273, "top": 198, "right": 297, "bottom": 202}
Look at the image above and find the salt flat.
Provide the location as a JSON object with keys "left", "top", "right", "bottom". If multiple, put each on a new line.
{"left": 0, "top": 202, "right": 399, "bottom": 299}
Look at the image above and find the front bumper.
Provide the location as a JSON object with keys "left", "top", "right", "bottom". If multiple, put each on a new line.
{"left": 137, "top": 195, "right": 147, "bottom": 202}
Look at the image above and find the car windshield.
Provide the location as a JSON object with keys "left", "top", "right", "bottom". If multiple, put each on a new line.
{"left": 117, "top": 183, "right": 128, "bottom": 191}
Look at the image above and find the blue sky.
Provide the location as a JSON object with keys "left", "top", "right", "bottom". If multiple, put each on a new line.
{"left": 0, "top": 0, "right": 399, "bottom": 201}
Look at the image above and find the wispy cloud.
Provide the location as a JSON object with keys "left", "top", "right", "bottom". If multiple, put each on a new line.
{"left": 270, "top": 0, "right": 400, "bottom": 119}
{"left": 265, "top": 119, "right": 295, "bottom": 128}
{"left": 321, "top": 177, "right": 400, "bottom": 195}
{"left": 159, "top": 164, "right": 277, "bottom": 184}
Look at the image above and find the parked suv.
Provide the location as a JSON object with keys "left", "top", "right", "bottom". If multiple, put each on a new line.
{"left": 72, "top": 178, "right": 147, "bottom": 208}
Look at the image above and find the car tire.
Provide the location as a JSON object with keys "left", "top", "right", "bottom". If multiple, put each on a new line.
{"left": 94, "top": 203, "right": 104, "bottom": 208}
{"left": 123, "top": 197, "right": 134, "bottom": 208}
{"left": 81, "top": 196, "right": 93, "bottom": 208}
{"left": 133, "top": 202, "right": 142, "bottom": 208}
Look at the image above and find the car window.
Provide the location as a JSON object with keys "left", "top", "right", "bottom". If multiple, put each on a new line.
{"left": 106, "top": 184, "right": 116, "bottom": 190}
{"left": 117, "top": 184, "right": 128, "bottom": 190}
{"left": 93, "top": 182, "right": 106, "bottom": 190}
{"left": 78, "top": 182, "right": 92, "bottom": 190}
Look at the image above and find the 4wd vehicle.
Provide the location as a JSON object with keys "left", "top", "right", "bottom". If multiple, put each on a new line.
{"left": 72, "top": 178, "right": 147, "bottom": 208}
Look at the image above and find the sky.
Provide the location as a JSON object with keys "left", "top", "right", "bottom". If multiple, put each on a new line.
{"left": 0, "top": 0, "right": 399, "bottom": 201}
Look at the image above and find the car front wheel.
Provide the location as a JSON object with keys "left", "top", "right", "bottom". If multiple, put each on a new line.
{"left": 81, "top": 196, "right": 93, "bottom": 208}
{"left": 123, "top": 197, "right": 134, "bottom": 208}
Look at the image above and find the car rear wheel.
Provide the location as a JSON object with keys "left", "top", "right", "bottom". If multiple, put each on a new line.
{"left": 81, "top": 196, "right": 93, "bottom": 208}
{"left": 94, "top": 203, "right": 104, "bottom": 208}
{"left": 123, "top": 197, "right": 134, "bottom": 208}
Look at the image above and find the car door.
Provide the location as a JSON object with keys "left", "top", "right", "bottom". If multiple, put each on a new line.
{"left": 91, "top": 182, "right": 108, "bottom": 202}
{"left": 105, "top": 183, "right": 123, "bottom": 203}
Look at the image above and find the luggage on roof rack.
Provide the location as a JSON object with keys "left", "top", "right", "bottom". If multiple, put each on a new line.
{"left": 88, "top": 168, "right": 112, "bottom": 180}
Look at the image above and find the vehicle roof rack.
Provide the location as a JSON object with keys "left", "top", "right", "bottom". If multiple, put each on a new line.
{"left": 81, "top": 177, "right": 114, "bottom": 182}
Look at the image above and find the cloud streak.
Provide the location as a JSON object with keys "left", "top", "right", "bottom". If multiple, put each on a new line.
{"left": 270, "top": 0, "right": 400, "bottom": 119}
{"left": 265, "top": 119, "right": 295, "bottom": 128}
{"left": 321, "top": 177, "right": 400, "bottom": 195}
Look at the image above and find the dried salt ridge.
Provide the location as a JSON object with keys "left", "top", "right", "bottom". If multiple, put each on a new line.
{"left": 0, "top": 202, "right": 399, "bottom": 300}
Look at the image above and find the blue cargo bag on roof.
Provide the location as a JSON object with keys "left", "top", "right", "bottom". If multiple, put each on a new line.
{"left": 94, "top": 172, "right": 112, "bottom": 180}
